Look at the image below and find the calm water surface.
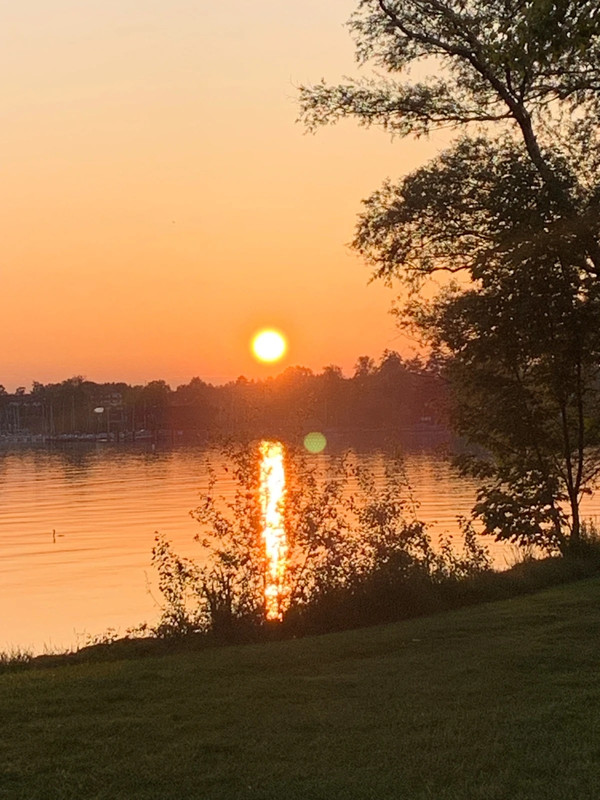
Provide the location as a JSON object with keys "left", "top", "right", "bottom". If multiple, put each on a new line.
{"left": 2, "top": 442, "right": 598, "bottom": 653}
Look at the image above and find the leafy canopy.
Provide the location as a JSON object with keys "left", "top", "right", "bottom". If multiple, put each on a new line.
{"left": 299, "top": 2, "right": 600, "bottom": 547}
{"left": 299, "top": 0, "right": 600, "bottom": 272}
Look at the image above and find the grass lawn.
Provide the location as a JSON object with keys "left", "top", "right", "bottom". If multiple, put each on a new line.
{"left": 1, "top": 577, "right": 599, "bottom": 799}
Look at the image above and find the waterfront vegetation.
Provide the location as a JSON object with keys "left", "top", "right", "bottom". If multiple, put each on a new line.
{"left": 3, "top": 537, "right": 599, "bottom": 673}
{"left": 149, "top": 444, "right": 495, "bottom": 640}
{"left": 142, "top": 444, "right": 600, "bottom": 644}
{"left": 0, "top": 352, "right": 444, "bottom": 441}
{"left": 1, "top": 576, "right": 600, "bottom": 799}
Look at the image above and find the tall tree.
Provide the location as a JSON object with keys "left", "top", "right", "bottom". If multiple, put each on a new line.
{"left": 298, "top": 3, "right": 600, "bottom": 548}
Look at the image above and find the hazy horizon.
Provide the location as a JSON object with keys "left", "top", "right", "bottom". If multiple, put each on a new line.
{"left": 2, "top": 348, "right": 422, "bottom": 393}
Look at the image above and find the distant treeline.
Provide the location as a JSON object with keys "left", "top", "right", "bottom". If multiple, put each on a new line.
{"left": 0, "top": 352, "right": 446, "bottom": 440}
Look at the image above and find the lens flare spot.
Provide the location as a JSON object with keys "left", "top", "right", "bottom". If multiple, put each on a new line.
{"left": 259, "top": 441, "right": 289, "bottom": 621}
{"left": 252, "top": 329, "right": 287, "bottom": 362}
{"left": 303, "top": 431, "right": 327, "bottom": 453}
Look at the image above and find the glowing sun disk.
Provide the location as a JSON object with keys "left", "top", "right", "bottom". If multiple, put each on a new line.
{"left": 252, "top": 329, "right": 287, "bottom": 362}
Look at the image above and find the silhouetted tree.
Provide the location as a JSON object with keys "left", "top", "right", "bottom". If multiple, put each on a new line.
{"left": 356, "top": 138, "right": 600, "bottom": 548}
{"left": 0, "top": 360, "right": 446, "bottom": 438}
{"left": 354, "top": 356, "right": 376, "bottom": 378}
{"left": 141, "top": 380, "right": 171, "bottom": 432}
{"left": 423, "top": 255, "right": 600, "bottom": 550}
{"left": 298, "top": 2, "right": 600, "bottom": 549}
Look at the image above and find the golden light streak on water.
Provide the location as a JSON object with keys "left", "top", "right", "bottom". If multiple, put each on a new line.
{"left": 259, "top": 440, "right": 289, "bottom": 621}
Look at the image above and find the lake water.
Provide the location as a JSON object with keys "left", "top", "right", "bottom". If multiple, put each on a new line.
{"left": 2, "top": 440, "right": 598, "bottom": 653}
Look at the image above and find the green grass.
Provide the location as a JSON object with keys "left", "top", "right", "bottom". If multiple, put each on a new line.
{"left": 1, "top": 578, "right": 600, "bottom": 800}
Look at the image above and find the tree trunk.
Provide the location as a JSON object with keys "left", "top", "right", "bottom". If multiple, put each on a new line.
{"left": 570, "top": 491, "right": 581, "bottom": 548}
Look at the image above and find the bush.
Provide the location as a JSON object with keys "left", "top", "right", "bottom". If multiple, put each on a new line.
{"left": 151, "top": 443, "right": 492, "bottom": 639}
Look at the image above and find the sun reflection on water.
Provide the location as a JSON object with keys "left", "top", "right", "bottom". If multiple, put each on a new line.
{"left": 259, "top": 440, "right": 289, "bottom": 621}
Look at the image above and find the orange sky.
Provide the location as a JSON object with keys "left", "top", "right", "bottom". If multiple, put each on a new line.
{"left": 1, "top": 0, "right": 452, "bottom": 391}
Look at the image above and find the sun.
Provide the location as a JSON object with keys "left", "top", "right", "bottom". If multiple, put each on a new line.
{"left": 252, "top": 329, "right": 287, "bottom": 362}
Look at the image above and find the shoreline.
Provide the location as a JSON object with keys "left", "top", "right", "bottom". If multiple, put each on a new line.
{"left": 4, "top": 550, "right": 599, "bottom": 674}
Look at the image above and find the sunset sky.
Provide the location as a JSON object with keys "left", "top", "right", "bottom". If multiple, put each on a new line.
{"left": 1, "top": 0, "right": 452, "bottom": 391}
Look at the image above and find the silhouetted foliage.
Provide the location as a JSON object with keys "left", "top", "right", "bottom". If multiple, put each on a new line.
{"left": 151, "top": 444, "right": 491, "bottom": 638}
{"left": 298, "top": 2, "right": 600, "bottom": 550}
{"left": 359, "top": 138, "right": 600, "bottom": 550}
{"left": 0, "top": 354, "right": 446, "bottom": 440}
{"left": 299, "top": 0, "right": 600, "bottom": 272}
